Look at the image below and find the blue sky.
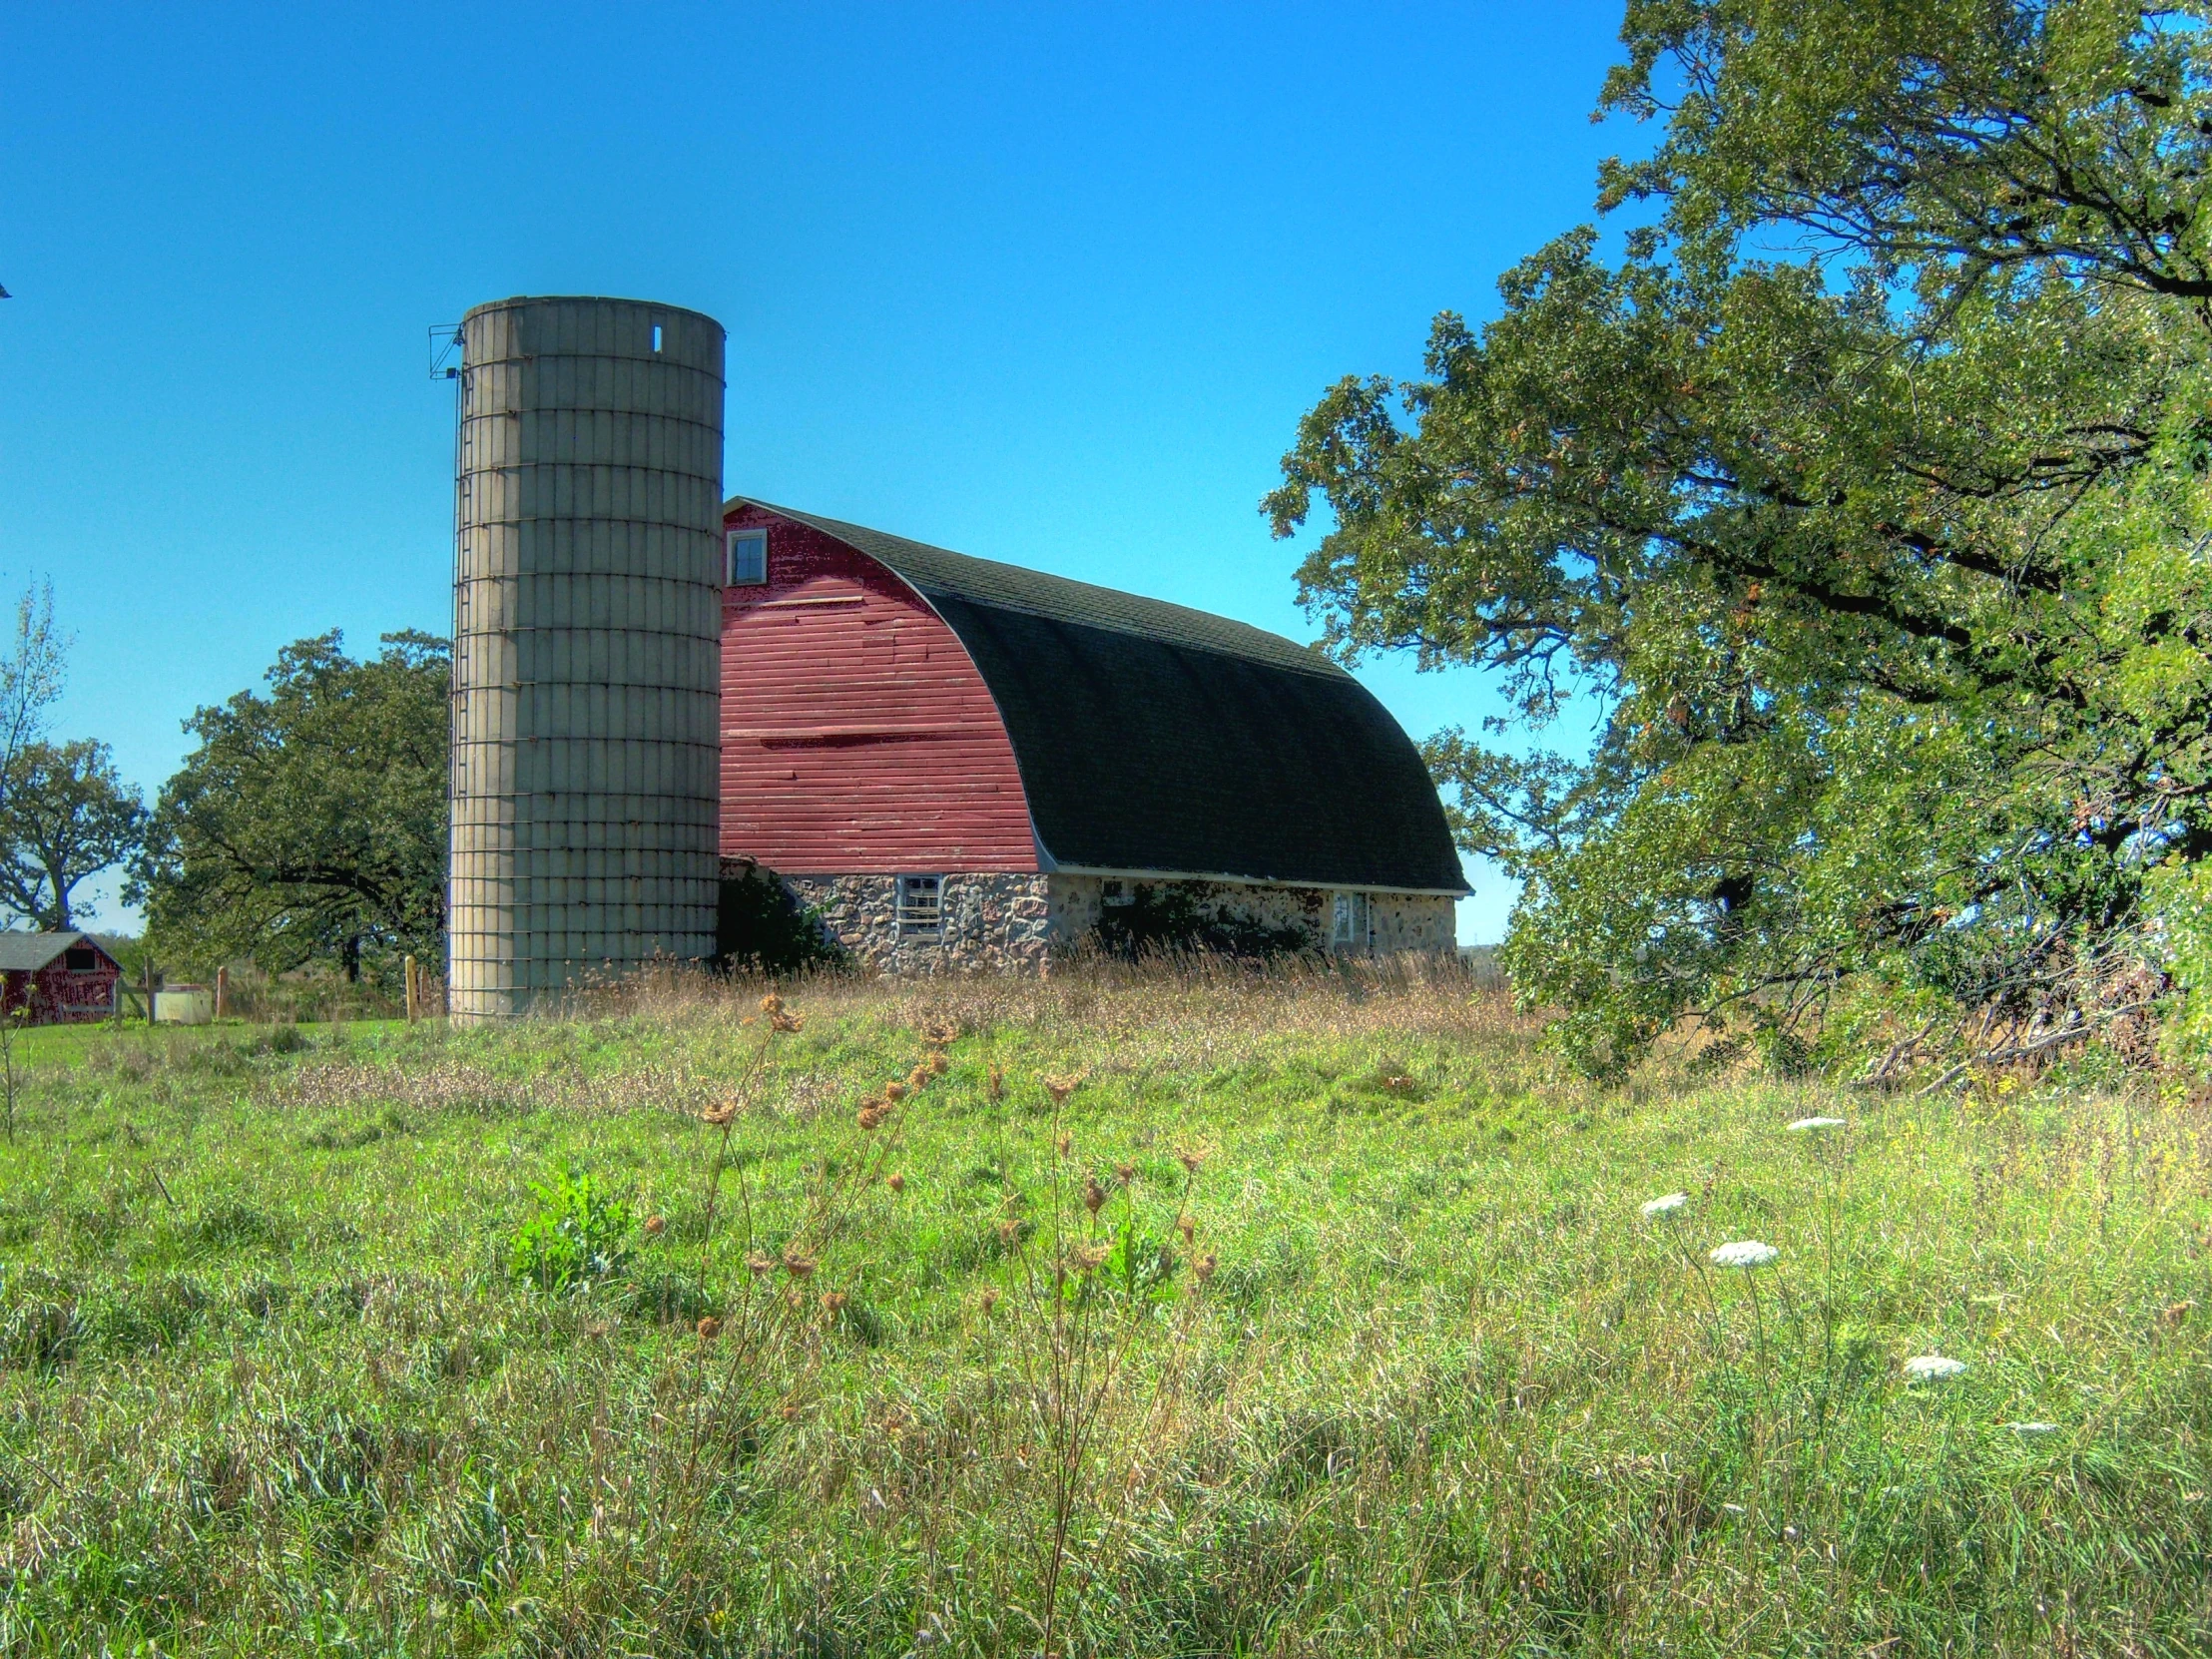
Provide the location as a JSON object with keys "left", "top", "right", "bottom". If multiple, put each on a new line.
{"left": 1, "top": 2, "right": 1638, "bottom": 940}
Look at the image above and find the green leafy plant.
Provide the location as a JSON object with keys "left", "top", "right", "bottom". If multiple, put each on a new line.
{"left": 715, "top": 863, "right": 847, "bottom": 974}
{"left": 1267, "top": 1, "right": 2207, "bottom": 1079}
{"left": 508, "top": 1165, "right": 634, "bottom": 1293}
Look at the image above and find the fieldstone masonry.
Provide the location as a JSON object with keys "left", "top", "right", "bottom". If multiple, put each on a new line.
{"left": 782, "top": 872, "right": 1054, "bottom": 973}
{"left": 771, "top": 866, "right": 1455, "bottom": 972}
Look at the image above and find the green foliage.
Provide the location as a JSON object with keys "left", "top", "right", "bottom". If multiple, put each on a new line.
{"left": 0, "top": 740, "right": 146, "bottom": 930}
{"left": 1098, "top": 1214, "right": 1180, "bottom": 1305}
{"left": 132, "top": 631, "right": 448, "bottom": 983}
{"left": 1093, "top": 880, "right": 1316, "bottom": 958}
{"left": 1269, "top": 2, "right": 2212, "bottom": 1072}
{"left": 716, "top": 865, "right": 847, "bottom": 974}
{"left": 508, "top": 1165, "right": 634, "bottom": 1293}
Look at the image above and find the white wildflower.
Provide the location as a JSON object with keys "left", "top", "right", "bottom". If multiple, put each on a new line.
{"left": 2003, "top": 1420, "right": 2057, "bottom": 1434}
{"left": 1903, "top": 1354, "right": 1968, "bottom": 1382}
{"left": 1641, "top": 1192, "right": 1690, "bottom": 1217}
{"left": 1709, "top": 1240, "right": 1779, "bottom": 1269}
{"left": 1787, "top": 1116, "right": 1847, "bottom": 1132}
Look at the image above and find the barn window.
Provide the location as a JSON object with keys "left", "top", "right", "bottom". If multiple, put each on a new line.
{"left": 727, "top": 527, "right": 769, "bottom": 587}
{"left": 897, "top": 874, "right": 942, "bottom": 937}
{"left": 65, "top": 947, "right": 98, "bottom": 972}
{"left": 1332, "top": 890, "right": 1370, "bottom": 949}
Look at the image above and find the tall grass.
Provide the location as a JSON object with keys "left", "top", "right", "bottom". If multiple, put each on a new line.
{"left": 0, "top": 961, "right": 2204, "bottom": 1655}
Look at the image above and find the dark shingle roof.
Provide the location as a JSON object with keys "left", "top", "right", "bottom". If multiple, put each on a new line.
{"left": 0, "top": 931, "right": 99, "bottom": 972}
{"left": 732, "top": 500, "right": 1469, "bottom": 894}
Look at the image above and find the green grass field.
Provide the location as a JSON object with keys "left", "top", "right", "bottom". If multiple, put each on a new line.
{"left": 0, "top": 966, "right": 2206, "bottom": 1656}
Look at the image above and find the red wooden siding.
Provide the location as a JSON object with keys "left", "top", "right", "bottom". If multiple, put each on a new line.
{"left": 720, "top": 508, "right": 1038, "bottom": 871}
{"left": 3, "top": 947, "right": 121, "bottom": 1025}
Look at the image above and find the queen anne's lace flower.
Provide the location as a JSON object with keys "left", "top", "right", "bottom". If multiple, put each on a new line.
{"left": 1709, "top": 1240, "right": 1779, "bottom": 1269}
{"left": 1787, "top": 1116, "right": 1847, "bottom": 1132}
{"left": 1641, "top": 1192, "right": 1690, "bottom": 1217}
{"left": 1903, "top": 1354, "right": 1968, "bottom": 1381}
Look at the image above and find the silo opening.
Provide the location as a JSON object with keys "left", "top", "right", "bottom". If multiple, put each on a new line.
{"left": 652, "top": 323, "right": 664, "bottom": 352}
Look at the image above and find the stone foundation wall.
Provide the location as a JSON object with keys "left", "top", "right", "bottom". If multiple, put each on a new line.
{"left": 782, "top": 871, "right": 1053, "bottom": 973}
{"left": 764, "top": 866, "right": 1457, "bottom": 973}
{"left": 1368, "top": 891, "right": 1457, "bottom": 953}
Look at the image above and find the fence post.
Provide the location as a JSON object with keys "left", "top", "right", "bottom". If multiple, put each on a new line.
{"left": 144, "top": 959, "right": 156, "bottom": 1026}
{"left": 404, "top": 955, "right": 417, "bottom": 1023}
{"left": 215, "top": 964, "right": 229, "bottom": 1022}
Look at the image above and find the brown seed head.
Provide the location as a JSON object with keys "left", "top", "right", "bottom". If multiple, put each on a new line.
{"left": 747, "top": 1254, "right": 775, "bottom": 1278}
{"left": 1042, "top": 1070, "right": 1087, "bottom": 1105}
{"left": 760, "top": 993, "right": 785, "bottom": 1015}
{"left": 980, "top": 1288, "right": 1000, "bottom": 1314}
{"left": 857, "top": 1106, "right": 886, "bottom": 1131}
{"left": 1115, "top": 1163, "right": 1135, "bottom": 1186}
{"left": 1177, "top": 1148, "right": 1203, "bottom": 1173}
{"left": 996, "top": 1219, "right": 1021, "bottom": 1245}
{"left": 702, "top": 1100, "right": 738, "bottom": 1127}
{"left": 772, "top": 1010, "right": 804, "bottom": 1033}
{"left": 1074, "top": 1244, "right": 1109, "bottom": 1273}
{"left": 1177, "top": 1216, "right": 1194, "bottom": 1247}
{"left": 696, "top": 1316, "right": 723, "bottom": 1342}
{"left": 928, "top": 1051, "right": 949, "bottom": 1075}
{"left": 923, "top": 1019, "right": 960, "bottom": 1046}
{"left": 885, "top": 1172, "right": 905, "bottom": 1194}
{"left": 1194, "top": 1253, "right": 1217, "bottom": 1284}
{"left": 782, "top": 1251, "right": 818, "bottom": 1278}
{"left": 1057, "top": 1135, "right": 1073, "bottom": 1158}
{"left": 908, "top": 1065, "right": 931, "bottom": 1091}
{"left": 1082, "top": 1178, "right": 1107, "bottom": 1215}
{"left": 987, "top": 1066, "right": 1005, "bottom": 1101}
{"left": 883, "top": 1081, "right": 907, "bottom": 1102}
{"left": 821, "top": 1291, "right": 848, "bottom": 1314}
{"left": 644, "top": 1215, "right": 666, "bottom": 1236}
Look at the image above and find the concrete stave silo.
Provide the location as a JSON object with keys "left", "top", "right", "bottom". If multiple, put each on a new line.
{"left": 448, "top": 296, "right": 725, "bottom": 1021}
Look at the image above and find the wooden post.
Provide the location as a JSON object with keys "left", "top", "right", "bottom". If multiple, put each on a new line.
{"left": 215, "top": 964, "right": 229, "bottom": 1022}
{"left": 144, "top": 959, "right": 155, "bottom": 1025}
{"left": 404, "top": 955, "right": 417, "bottom": 1023}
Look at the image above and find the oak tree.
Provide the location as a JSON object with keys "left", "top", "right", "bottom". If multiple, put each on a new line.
{"left": 1270, "top": 1, "right": 2212, "bottom": 1073}
{"left": 134, "top": 632, "right": 448, "bottom": 981}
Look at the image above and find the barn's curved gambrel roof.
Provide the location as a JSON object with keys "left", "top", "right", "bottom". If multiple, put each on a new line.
{"left": 729, "top": 500, "right": 1469, "bottom": 895}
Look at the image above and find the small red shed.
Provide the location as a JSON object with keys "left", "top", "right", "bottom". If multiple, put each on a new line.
{"left": 0, "top": 932, "right": 123, "bottom": 1024}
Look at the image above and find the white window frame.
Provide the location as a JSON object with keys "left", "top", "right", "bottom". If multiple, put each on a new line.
{"left": 726, "top": 526, "right": 769, "bottom": 587}
{"left": 896, "top": 873, "right": 943, "bottom": 937}
{"left": 1332, "top": 890, "right": 1371, "bottom": 950}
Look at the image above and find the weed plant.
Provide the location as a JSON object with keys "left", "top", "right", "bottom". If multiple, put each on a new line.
{"left": 0, "top": 958, "right": 2203, "bottom": 1655}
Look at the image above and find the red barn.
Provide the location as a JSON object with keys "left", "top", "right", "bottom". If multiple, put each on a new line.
{"left": 0, "top": 932, "right": 123, "bottom": 1023}
{"left": 719, "top": 500, "right": 1467, "bottom": 969}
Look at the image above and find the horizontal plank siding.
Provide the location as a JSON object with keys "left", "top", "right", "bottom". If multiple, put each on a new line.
{"left": 721, "top": 509, "right": 1039, "bottom": 871}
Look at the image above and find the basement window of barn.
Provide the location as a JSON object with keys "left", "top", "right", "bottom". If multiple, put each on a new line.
{"left": 897, "top": 874, "right": 943, "bottom": 937}
{"left": 1332, "top": 890, "right": 1370, "bottom": 949}
{"left": 727, "top": 527, "right": 768, "bottom": 587}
